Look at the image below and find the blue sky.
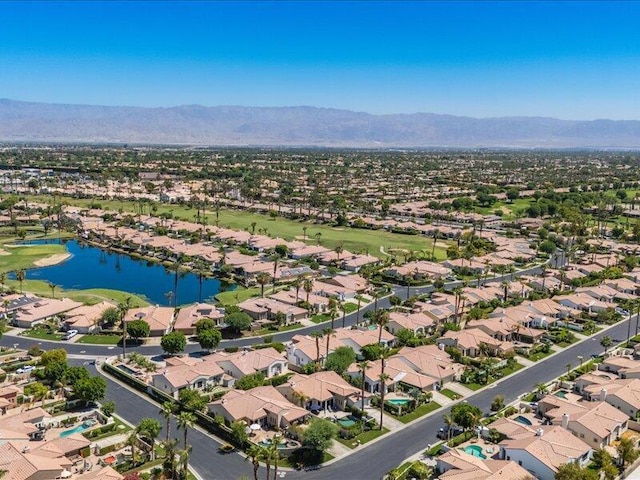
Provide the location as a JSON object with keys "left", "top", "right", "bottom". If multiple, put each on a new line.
{"left": 0, "top": 1, "right": 639, "bottom": 119}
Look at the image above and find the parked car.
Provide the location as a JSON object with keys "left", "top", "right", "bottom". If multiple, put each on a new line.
{"left": 64, "top": 330, "right": 78, "bottom": 340}
{"left": 16, "top": 365, "right": 35, "bottom": 374}
{"left": 437, "top": 425, "right": 463, "bottom": 439}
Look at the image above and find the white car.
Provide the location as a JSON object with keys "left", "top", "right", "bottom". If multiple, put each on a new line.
{"left": 64, "top": 330, "right": 78, "bottom": 340}
{"left": 16, "top": 365, "right": 35, "bottom": 374}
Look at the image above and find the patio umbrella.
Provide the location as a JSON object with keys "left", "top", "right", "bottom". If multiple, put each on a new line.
{"left": 60, "top": 470, "right": 72, "bottom": 479}
{"left": 250, "top": 423, "right": 261, "bottom": 431}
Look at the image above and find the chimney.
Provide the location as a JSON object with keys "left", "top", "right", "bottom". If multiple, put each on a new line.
{"left": 536, "top": 428, "right": 544, "bottom": 437}
{"left": 600, "top": 388, "right": 607, "bottom": 402}
{"left": 561, "top": 413, "right": 569, "bottom": 429}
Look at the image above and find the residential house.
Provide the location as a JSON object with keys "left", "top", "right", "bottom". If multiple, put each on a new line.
{"left": 237, "top": 297, "right": 308, "bottom": 324}
{"left": 436, "top": 449, "right": 532, "bottom": 480}
{"left": 151, "top": 356, "right": 225, "bottom": 399}
{"left": 0, "top": 442, "right": 72, "bottom": 480}
{"left": 347, "top": 356, "right": 437, "bottom": 393}
{"left": 12, "top": 297, "right": 83, "bottom": 328}
{"left": 554, "top": 293, "right": 610, "bottom": 315}
{"left": 124, "top": 306, "right": 175, "bottom": 336}
{"left": 537, "top": 394, "right": 628, "bottom": 449}
{"left": 173, "top": 302, "right": 224, "bottom": 335}
{"left": 386, "top": 311, "right": 436, "bottom": 336}
{"left": 212, "top": 347, "right": 288, "bottom": 380}
{"left": 208, "top": 385, "right": 309, "bottom": 429}
{"left": 277, "top": 371, "right": 364, "bottom": 411}
{"left": 583, "top": 379, "right": 640, "bottom": 418}
{"left": 498, "top": 425, "right": 592, "bottom": 480}
{"left": 438, "top": 328, "right": 514, "bottom": 357}
{"left": 62, "top": 301, "right": 114, "bottom": 334}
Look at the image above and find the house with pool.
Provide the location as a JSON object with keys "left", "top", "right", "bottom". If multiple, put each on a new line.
{"left": 276, "top": 371, "right": 367, "bottom": 411}
{"left": 498, "top": 425, "right": 592, "bottom": 480}
{"left": 436, "top": 448, "right": 531, "bottom": 480}
{"left": 208, "top": 385, "right": 309, "bottom": 430}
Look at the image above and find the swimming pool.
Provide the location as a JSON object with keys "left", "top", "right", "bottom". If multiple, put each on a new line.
{"left": 337, "top": 416, "right": 358, "bottom": 428}
{"left": 387, "top": 398, "right": 411, "bottom": 406}
{"left": 463, "top": 445, "right": 487, "bottom": 459}
{"left": 60, "top": 420, "right": 96, "bottom": 438}
{"left": 554, "top": 390, "right": 568, "bottom": 399}
{"left": 514, "top": 415, "right": 533, "bottom": 426}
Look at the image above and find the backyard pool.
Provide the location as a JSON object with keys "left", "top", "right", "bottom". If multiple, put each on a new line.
{"left": 514, "top": 415, "right": 533, "bottom": 426}
{"left": 60, "top": 420, "right": 96, "bottom": 438}
{"left": 463, "top": 445, "right": 487, "bottom": 459}
{"left": 386, "top": 398, "right": 411, "bottom": 406}
{"left": 258, "top": 439, "right": 299, "bottom": 449}
{"left": 337, "top": 415, "right": 359, "bottom": 428}
{"left": 118, "top": 364, "right": 138, "bottom": 376}
{"left": 554, "top": 390, "right": 568, "bottom": 399}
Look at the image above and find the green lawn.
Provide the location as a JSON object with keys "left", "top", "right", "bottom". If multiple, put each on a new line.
{"left": 215, "top": 287, "right": 260, "bottom": 306}
{"left": 527, "top": 349, "right": 555, "bottom": 362}
{"left": 0, "top": 244, "right": 67, "bottom": 273}
{"left": 342, "top": 302, "right": 358, "bottom": 314}
{"left": 335, "top": 427, "right": 389, "bottom": 449}
{"left": 440, "top": 388, "right": 462, "bottom": 400}
{"left": 464, "top": 383, "right": 484, "bottom": 391}
{"left": 76, "top": 334, "right": 122, "bottom": 345}
{"left": 5, "top": 279, "right": 149, "bottom": 307}
{"left": 498, "top": 361, "right": 525, "bottom": 377}
{"left": 19, "top": 326, "right": 64, "bottom": 341}
{"left": 24, "top": 195, "right": 450, "bottom": 259}
{"left": 311, "top": 313, "right": 331, "bottom": 324}
{"left": 397, "top": 401, "right": 442, "bottom": 424}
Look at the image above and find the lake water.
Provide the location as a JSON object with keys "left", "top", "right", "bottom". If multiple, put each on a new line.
{"left": 21, "top": 239, "right": 232, "bottom": 305}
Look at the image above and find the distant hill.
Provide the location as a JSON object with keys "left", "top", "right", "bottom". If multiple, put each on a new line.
{"left": 1, "top": 98, "right": 640, "bottom": 148}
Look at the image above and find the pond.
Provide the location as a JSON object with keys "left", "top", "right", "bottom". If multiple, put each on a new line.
{"left": 19, "top": 239, "right": 233, "bottom": 306}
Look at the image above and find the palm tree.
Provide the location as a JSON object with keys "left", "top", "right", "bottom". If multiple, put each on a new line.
{"left": 302, "top": 226, "right": 308, "bottom": 241}
{"left": 315, "top": 232, "right": 322, "bottom": 245}
{"left": 335, "top": 243, "right": 344, "bottom": 261}
{"left": 378, "top": 346, "right": 392, "bottom": 431}
{"left": 323, "top": 327, "right": 336, "bottom": 360}
{"left": 194, "top": 260, "right": 209, "bottom": 303}
{"left": 292, "top": 277, "right": 303, "bottom": 303}
{"left": 160, "top": 401, "right": 176, "bottom": 442}
{"left": 256, "top": 272, "right": 271, "bottom": 298}
{"left": 127, "top": 431, "right": 139, "bottom": 466}
{"left": 177, "top": 446, "right": 192, "bottom": 479}
{"left": 374, "top": 310, "right": 390, "bottom": 344}
{"left": 453, "top": 286, "right": 463, "bottom": 325}
{"left": 161, "top": 439, "right": 179, "bottom": 479}
{"left": 118, "top": 297, "right": 131, "bottom": 359}
{"left": 443, "top": 413, "right": 455, "bottom": 441}
{"left": 166, "top": 258, "right": 184, "bottom": 308}
{"left": 270, "top": 433, "right": 282, "bottom": 480}
{"left": 246, "top": 444, "right": 266, "bottom": 480}
{"left": 310, "top": 330, "right": 324, "bottom": 365}
{"left": 357, "top": 361, "right": 370, "bottom": 412}
{"left": 340, "top": 301, "right": 347, "bottom": 328}
{"left": 177, "top": 411, "right": 195, "bottom": 449}
{"left": 600, "top": 335, "right": 613, "bottom": 355}
{"left": 15, "top": 269, "right": 25, "bottom": 293}
{"left": 303, "top": 277, "right": 314, "bottom": 303}
{"left": 48, "top": 282, "right": 57, "bottom": 299}
{"left": 0, "top": 272, "right": 6, "bottom": 291}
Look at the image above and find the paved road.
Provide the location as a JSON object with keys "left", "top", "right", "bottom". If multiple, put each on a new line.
{"left": 68, "top": 359, "right": 250, "bottom": 480}
{"left": 66, "top": 312, "right": 634, "bottom": 480}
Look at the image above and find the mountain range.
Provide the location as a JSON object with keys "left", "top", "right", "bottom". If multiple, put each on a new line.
{"left": 1, "top": 98, "right": 639, "bottom": 148}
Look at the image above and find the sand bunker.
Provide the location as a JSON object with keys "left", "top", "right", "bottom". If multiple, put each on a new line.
{"left": 33, "top": 253, "right": 72, "bottom": 267}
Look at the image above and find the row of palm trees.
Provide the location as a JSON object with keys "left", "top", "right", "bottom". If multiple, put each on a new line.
{"left": 246, "top": 434, "right": 283, "bottom": 480}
